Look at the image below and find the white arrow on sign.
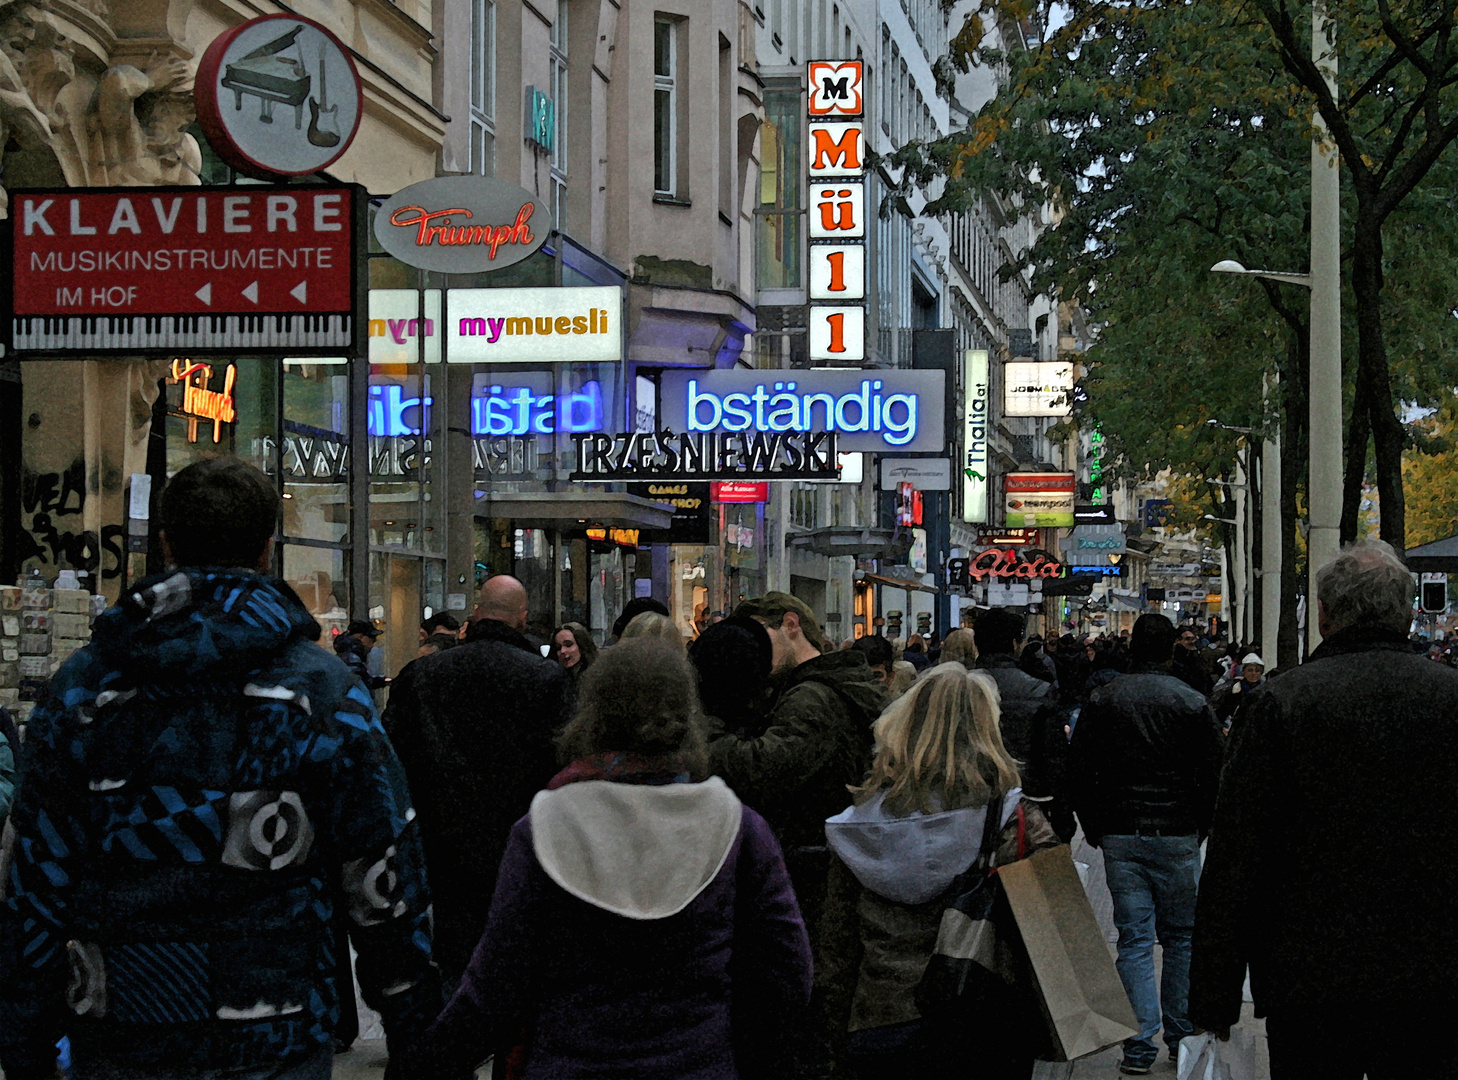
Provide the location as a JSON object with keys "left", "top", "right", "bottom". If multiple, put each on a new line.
{"left": 241, "top": 281, "right": 259, "bottom": 304}
{"left": 195, "top": 283, "right": 212, "bottom": 305}
{"left": 290, "top": 281, "right": 307, "bottom": 304}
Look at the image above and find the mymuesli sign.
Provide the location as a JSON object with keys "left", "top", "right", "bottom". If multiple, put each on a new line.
{"left": 374, "top": 176, "right": 552, "bottom": 274}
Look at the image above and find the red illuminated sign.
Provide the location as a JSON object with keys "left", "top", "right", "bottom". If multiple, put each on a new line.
{"left": 374, "top": 176, "right": 552, "bottom": 274}
{"left": 8, "top": 185, "right": 364, "bottom": 356}
{"left": 947, "top": 548, "right": 1063, "bottom": 587}
{"left": 712, "top": 482, "right": 769, "bottom": 504}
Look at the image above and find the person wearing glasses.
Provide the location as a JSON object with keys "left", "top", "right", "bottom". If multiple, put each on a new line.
{"left": 1170, "top": 626, "right": 1212, "bottom": 696}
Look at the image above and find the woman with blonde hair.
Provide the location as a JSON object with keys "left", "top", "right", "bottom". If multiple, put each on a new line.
{"left": 937, "top": 626, "right": 977, "bottom": 667}
{"left": 820, "top": 662, "right": 1061, "bottom": 1078}
{"left": 619, "top": 610, "right": 687, "bottom": 649}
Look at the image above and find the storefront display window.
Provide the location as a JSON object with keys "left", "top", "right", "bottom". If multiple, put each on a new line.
{"left": 282, "top": 359, "right": 350, "bottom": 545}
{"left": 280, "top": 542, "right": 348, "bottom": 638}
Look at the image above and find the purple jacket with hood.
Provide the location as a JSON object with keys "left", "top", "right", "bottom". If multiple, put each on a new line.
{"left": 404, "top": 773, "right": 813, "bottom": 1079}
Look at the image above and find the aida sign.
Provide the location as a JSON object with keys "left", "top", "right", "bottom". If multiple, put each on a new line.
{"left": 659, "top": 369, "right": 945, "bottom": 453}
{"left": 807, "top": 60, "right": 865, "bottom": 361}
{"left": 374, "top": 176, "right": 551, "bottom": 273}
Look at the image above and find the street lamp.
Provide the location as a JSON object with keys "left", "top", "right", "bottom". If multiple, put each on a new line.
{"left": 1208, "top": 5, "right": 1340, "bottom": 662}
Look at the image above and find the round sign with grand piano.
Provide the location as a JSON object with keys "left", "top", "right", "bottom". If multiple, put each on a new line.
{"left": 196, "top": 14, "right": 363, "bottom": 179}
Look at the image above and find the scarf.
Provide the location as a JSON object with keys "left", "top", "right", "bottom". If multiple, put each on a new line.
{"left": 547, "top": 751, "right": 692, "bottom": 790}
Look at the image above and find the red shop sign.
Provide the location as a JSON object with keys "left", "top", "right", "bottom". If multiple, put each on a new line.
{"left": 712, "top": 481, "right": 769, "bottom": 504}
{"left": 947, "top": 548, "right": 1063, "bottom": 587}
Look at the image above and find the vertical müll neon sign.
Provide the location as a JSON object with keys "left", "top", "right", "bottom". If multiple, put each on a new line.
{"left": 807, "top": 62, "right": 866, "bottom": 362}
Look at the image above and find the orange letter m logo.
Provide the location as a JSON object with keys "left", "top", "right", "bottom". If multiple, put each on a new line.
{"left": 810, "top": 126, "right": 863, "bottom": 173}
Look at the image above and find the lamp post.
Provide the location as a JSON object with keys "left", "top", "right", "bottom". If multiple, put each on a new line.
{"left": 1205, "top": 420, "right": 1258, "bottom": 647}
{"left": 1209, "top": 2, "right": 1341, "bottom": 660}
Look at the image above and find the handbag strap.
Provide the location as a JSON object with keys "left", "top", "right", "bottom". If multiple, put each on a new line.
{"left": 974, "top": 791, "right": 1007, "bottom": 874}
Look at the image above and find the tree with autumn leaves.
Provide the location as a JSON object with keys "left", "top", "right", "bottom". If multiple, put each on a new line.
{"left": 890, "top": 0, "right": 1458, "bottom": 661}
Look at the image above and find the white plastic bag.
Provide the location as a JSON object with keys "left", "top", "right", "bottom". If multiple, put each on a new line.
{"left": 1176, "top": 1030, "right": 1259, "bottom": 1080}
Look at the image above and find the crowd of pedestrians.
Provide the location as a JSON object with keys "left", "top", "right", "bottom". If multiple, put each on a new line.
{"left": 1, "top": 457, "right": 1456, "bottom": 1080}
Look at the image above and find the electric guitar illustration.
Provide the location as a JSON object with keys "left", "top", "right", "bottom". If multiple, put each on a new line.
{"left": 307, "top": 43, "right": 340, "bottom": 147}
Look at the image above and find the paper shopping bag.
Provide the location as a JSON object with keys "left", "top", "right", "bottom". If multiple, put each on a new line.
{"left": 997, "top": 844, "right": 1139, "bottom": 1061}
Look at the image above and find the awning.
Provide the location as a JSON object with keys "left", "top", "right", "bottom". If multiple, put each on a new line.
{"left": 474, "top": 492, "right": 675, "bottom": 530}
{"left": 1406, "top": 534, "right": 1458, "bottom": 573}
{"left": 788, "top": 526, "right": 907, "bottom": 559}
{"left": 858, "top": 572, "right": 941, "bottom": 595}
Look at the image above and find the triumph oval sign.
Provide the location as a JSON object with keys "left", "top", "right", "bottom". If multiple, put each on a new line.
{"left": 374, "top": 176, "right": 552, "bottom": 273}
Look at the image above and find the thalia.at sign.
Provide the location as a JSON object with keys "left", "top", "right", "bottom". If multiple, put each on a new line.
{"left": 571, "top": 430, "right": 840, "bottom": 481}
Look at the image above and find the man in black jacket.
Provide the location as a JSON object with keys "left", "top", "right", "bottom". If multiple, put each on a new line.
{"left": 383, "top": 574, "right": 570, "bottom": 990}
{"left": 973, "top": 607, "right": 1075, "bottom": 840}
{"left": 1189, "top": 541, "right": 1458, "bottom": 1079}
{"left": 1069, "top": 613, "right": 1224, "bottom": 1075}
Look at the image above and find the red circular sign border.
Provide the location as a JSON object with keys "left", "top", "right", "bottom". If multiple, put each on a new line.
{"left": 195, "top": 13, "right": 364, "bottom": 180}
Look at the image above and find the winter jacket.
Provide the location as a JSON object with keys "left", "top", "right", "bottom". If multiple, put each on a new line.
{"left": 1209, "top": 675, "right": 1265, "bottom": 733}
{"left": 1068, "top": 661, "right": 1225, "bottom": 842}
{"left": 0, "top": 569, "right": 438, "bottom": 1080}
{"left": 382, "top": 616, "right": 571, "bottom": 985}
{"left": 706, "top": 650, "right": 888, "bottom": 853}
{"left": 974, "top": 654, "right": 1075, "bottom": 840}
{"left": 818, "top": 791, "right": 1061, "bottom": 1050}
{"left": 1170, "top": 646, "right": 1213, "bottom": 696}
{"left": 399, "top": 774, "right": 813, "bottom": 1079}
{"left": 334, "top": 634, "right": 388, "bottom": 690}
{"left": 0, "top": 705, "right": 17, "bottom": 822}
{"left": 1189, "top": 624, "right": 1458, "bottom": 1030}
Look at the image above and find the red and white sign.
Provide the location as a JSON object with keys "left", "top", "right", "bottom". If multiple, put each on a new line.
{"left": 807, "top": 306, "right": 865, "bottom": 361}
{"left": 9, "top": 185, "right": 363, "bottom": 355}
{"left": 373, "top": 175, "right": 551, "bottom": 274}
{"left": 196, "top": 15, "right": 363, "bottom": 179}
{"left": 711, "top": 482, "right": 769, "bottom": 504}
{"left": 1004, "top": 472, "right": 1077, "bottom": 528}
{"left": 809, "top": 181, "right": 865, "bottom": 240}
{"left": 808, "top": 61, "right": 864, "bottom": 116}
{"left": 808, "top": 123, "right": 865, "bottom": 176}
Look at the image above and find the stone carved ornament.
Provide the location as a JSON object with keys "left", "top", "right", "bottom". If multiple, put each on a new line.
{"left": 0, "top": 0, "right": 200, "bottom": 214}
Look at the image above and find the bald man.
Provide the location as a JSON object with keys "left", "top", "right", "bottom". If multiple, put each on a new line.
{"left": 383, "top": 575, "right": 571, "bottom": 989}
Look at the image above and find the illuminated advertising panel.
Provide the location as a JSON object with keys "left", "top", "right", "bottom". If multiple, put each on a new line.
{"left": 962, "top": 349, "right": 990, "bottom": 523}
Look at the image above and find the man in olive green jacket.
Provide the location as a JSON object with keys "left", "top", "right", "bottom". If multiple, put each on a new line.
{"left": 706, "top": 592, "right": 887, "bottom": 1078}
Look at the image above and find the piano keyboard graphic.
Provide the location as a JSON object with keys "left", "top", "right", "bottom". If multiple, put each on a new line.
{"left": 12, "top": 314, "right": 352, "bottom": 352}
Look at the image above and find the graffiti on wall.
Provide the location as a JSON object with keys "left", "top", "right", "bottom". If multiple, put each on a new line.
{"left": 19, "top": 457, "right": 126, "bottom": 580}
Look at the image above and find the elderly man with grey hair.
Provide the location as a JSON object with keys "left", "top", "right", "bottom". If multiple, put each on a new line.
{"left": 1189, "top": 540, "right": 1458, "bottom": 1079}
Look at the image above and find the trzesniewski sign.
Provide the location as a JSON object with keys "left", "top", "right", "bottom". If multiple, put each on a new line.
{"left": 446, "top": 286, "right": 621, "bottom": 363}
{"left": 374, "top": 176, "right": 551, "bottom": 273}
{"left": 8, "top": 185, "right": 366, "bottom": 356}
{"left": 658, "top": 369, "right": 944, "bottom": 453}
{"left": 570, "top": 430, "right": 841, "bottom": 481}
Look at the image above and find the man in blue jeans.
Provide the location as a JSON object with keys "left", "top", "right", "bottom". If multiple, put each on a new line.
{"left": 1069, "top": 613, "right": 1224, "bottom": 1075}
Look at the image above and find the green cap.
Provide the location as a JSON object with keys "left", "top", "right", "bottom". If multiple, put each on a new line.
{"left": 733, "top": 591, "right": 827, "bottom": 653}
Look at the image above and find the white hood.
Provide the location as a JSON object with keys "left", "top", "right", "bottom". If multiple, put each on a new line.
{"left": 825, "top": 789, "right": 1021, "bottom": 905}
{"left": 530, "top": 778, "right": 743, "bottom": 920}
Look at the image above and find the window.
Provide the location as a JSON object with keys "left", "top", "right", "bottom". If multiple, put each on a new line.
{"left": 756, "top": 85, "right": 803, "bottom": 288}
{"left": 654, "top": 18, "right": 677, "bottom": 196}
{"left": 550, "top": 1, "right": 569, "bottom": 230}
{"left": 469, "top": 0, "right": 496, "bottom": 174}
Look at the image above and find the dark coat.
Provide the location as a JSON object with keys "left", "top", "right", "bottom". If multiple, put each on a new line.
{"left": 974, "top": 654, "right": 1075, "bottom": 840}
{"left": 405, "top": 805, "right": 812, "bottom": 1079}
{"left": 1068, "top": 661, "right": 1225, "bottom": 842}
{"left": 706, "top": 650, "right": 887, "bottom": 853}
{"left": 383, "top": 617, "right": 570, "bottom": 985}
{"left": 1189, "top": 624, "right": 1458, "bottom": 1030}
{"left": 1170, "top": 646, "right": 1213, "bottom": 696}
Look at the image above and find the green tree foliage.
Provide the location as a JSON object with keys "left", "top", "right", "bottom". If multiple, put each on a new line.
{"left": 1404, "top": 395, "right": 1458, "bottom": 548}
{"left": 891, "top": 0, "right": 1458, "bottom": 553}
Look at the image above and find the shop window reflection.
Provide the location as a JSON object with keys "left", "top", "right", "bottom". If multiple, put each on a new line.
{"left": 282, "top": 359, "right": 350, "bottom": 544}
{"left": 280, "top": 543, "right": 348, "bottom": 644}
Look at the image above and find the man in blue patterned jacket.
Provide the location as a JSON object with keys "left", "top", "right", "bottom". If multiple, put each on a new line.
{"left": 0, "top": 457, "right": 441, "bottom": 1080}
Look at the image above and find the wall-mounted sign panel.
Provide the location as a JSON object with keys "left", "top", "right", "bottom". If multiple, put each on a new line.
{"left": 570, "top": 431, "right": 841, "bottom": 482}
{"left": 808, "top": 60, "right": 864, "bottom": 116}
{"left": 712, "top": 482, "right": 769, "bottom": 503}
{"left": 962, "top": 350, "right": 990, "bottom": 523}
{"left": 364, "top": 370, "right": 609, "bottom": 438}
{"left": 1005, "top": 472, "right": 1076, "bottom": 527}
{"left": 196, "top": 15, "right": 363, "bottom": 179}
{"left": 947, "top": 548, "right": 1063, "bottom": 589}
{"left": 808, "top": 122, "right": 866, "bottom": 176}
{"left": 374, "top": 176, "right": 550, "bottom": 273}
{"left": 445, "top": 286, "right": 621, "bottom": 363}
{"left": 808, "top": 305, "right": 865, "bottom": 361}
{"left": 659, "top": 369, "right": 945, "bottom": 453}
{"left": 629, "top": 482, "right": 711, "bottom": 544}
{"left": 880, "top": 457, "right": 952, "bottom": 492}
{"left": 9, "top": 185, "right": 365, "bottom": 356}
{"left": 809, "top": 181, "right": 865, "bottom": 239}
{"left": 809, "top": 245, "right": 866, "bottom": 300}
{"left": 369, "top": 289, "right": 441, "bottom": 363}
{"left": 1004, "top": 361, "right": 1074, "bottom": 417}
